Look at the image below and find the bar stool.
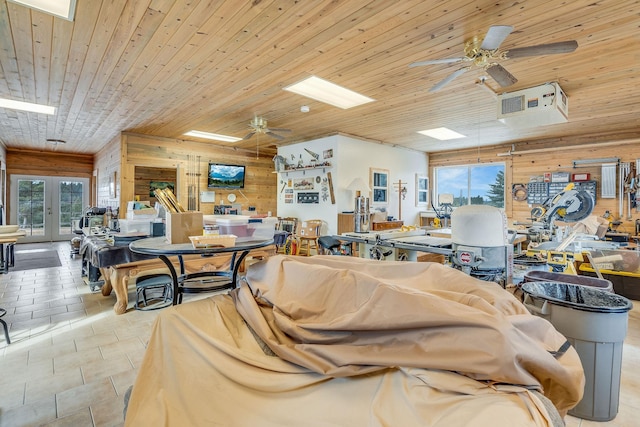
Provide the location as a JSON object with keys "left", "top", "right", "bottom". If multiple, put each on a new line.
{"left": 135, "top": 274, "right": 173, "bottom": 311}
{"left": 0, "top": 307, "right": 10, "bottom": 344}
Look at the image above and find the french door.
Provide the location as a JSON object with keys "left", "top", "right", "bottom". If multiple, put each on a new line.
{"left": 10, "top": 175, "right": 89, "bottom": 243}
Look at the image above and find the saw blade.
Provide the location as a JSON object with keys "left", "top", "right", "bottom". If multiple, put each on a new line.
{"left": 561, "top": 190, "right": 594, "bottom": 222}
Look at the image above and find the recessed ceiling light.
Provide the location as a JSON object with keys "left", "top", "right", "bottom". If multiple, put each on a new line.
{"left": 284, "top": 76, "right": 374, "bottom": 109}
{"left": 417, "top": 127, "right": 466, "bottom": 140}
{"left": 7, "top": 0, "right": 77, "bottom": 21}
{"left": 184, "top": 130, "right": 242, "bottom": 142}
{"left": 0, "top": 98, "right": 56, "bottom": 115}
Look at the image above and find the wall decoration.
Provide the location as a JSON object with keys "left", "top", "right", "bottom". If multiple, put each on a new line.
{"left": 293, "top": 177, "right": 314, "bottom": 191}
{"left": 321, "top": 177, "right": 329, "bottom": 202}
{"left": 370, "top": 167, "right": 389, "bottom": 205}
{"left": 297, "top": 192, "right": 319, "bottom": 204}
{"left": 150, "top": 181, "right": 175, "bottom": 197}
{"left": 415, "top": 174, "right": 428, "bottom": 207}
{"left": 323, "top": 149, "right": 333, "bottom": 159}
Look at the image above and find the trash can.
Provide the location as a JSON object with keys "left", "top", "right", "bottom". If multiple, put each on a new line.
{"left": 521, "top": 281, "right": 633, "bottom": 421}
{"left": 523, "top": 270, "right": 614, "bottom": 293}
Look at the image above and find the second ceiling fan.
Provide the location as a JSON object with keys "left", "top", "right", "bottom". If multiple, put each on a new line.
{"left": 243, "top": 115, "right": 292, "bottom": 140}
{"left": 409, "top": 25, "right": 578, "bottom": 92}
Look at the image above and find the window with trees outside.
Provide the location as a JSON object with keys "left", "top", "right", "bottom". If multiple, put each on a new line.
{"left": 434, "top": 163, "right": 505, "bottom": 209}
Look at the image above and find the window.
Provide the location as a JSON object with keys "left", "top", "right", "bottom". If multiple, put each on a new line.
{"left": 369, "top": 168, "right": 389, "bottom": 206}
{"left": 434, "top": 163, "right": 505, "bottom": 208}
{"left": 415, "top": 174, "right": 428, "bottom": 207}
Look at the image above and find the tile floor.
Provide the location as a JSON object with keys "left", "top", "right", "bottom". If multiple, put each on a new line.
{"left": 0, "top": 241, "right": 639, "bottom": 426}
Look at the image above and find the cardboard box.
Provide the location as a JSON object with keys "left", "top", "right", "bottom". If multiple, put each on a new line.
{"left": 166, "top": 212, "right": 203, "bottom": 244}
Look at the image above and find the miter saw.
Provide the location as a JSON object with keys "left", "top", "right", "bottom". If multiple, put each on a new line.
{"left": 527, "top": 183, "right": 594, "bottom": 242}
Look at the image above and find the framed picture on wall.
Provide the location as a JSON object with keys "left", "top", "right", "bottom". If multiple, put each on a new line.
{"left": 370, "top": 167, "right": 389, "bottom": 206}
{"left": 416, "top": 174, "right": 428, "bottom": 207}
{"left": 150, "top": 181, "right": 175, "bottom": 197}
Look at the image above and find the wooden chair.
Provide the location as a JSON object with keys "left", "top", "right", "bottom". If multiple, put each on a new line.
{"left": 296, "top": 220, "right": 323, "bottom": 256}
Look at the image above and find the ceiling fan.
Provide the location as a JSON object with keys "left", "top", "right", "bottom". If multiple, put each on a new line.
{"left": 409, "top": 25, "right": 578, "bottom": 92}
{"left": 243, "top": 115, "right": 292, "bottom": 140}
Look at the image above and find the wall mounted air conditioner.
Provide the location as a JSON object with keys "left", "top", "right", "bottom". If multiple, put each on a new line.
{"left": 497, "top": 82, "right": 568, "bottom": 128}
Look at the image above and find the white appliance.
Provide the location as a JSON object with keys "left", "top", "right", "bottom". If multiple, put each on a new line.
{"left": 451, "top": 205, "right": 513, "bottom": 285}
{"left": 497, "top": 82, "right": 568, "bottom": 128}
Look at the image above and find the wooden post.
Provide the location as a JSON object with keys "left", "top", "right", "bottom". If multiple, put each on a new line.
{"left": 394, "top": 180, "right": 407, "bottom": 221}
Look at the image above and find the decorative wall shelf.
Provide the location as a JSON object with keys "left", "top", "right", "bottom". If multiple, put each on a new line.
{"left": 273, "top": 163, "right": 332, "bottom": 175}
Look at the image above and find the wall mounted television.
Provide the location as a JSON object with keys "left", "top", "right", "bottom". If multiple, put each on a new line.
{"left": 207, "top": 163, "right": 246, "bottom": 189}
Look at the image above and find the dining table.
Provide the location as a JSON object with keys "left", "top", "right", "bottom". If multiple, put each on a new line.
{"left": 129, "top": 236, "right": 275, "bottom": 305}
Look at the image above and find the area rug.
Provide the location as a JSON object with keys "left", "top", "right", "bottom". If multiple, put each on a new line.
{"left": 12, "top": 249, "right": 62, "bottom": 271}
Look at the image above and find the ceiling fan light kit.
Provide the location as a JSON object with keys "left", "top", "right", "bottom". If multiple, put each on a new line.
{"left": 410, "top": 25, "right": 578, "bottom": 92}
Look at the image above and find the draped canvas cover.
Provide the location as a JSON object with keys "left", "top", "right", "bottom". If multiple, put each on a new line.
{"left": 125, "top": 255, "right": 584, "bottom": 426}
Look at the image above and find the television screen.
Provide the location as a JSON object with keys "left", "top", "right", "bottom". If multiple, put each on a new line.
{"left": 208, "top": 163, "right": 246, "bottom": 189}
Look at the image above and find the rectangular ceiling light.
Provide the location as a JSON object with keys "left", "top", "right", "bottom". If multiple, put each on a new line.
{"left": 8, "top": 0, "right": 77, "bottom": 21}
{"left": 184, "top": 130, "right": 242, "bottom": 143}
{"left": 283, "top": 76, "right": 374, "bottom": 109}
{"left": 0, "top": 98, "right": 56, "bottom": 115}
{"left": 417, "top": 127, "right": 466, "bottom": 140}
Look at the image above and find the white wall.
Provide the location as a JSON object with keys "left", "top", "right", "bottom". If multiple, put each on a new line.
{"left": 277, "top": 135, "right": 428, "bottom": 235}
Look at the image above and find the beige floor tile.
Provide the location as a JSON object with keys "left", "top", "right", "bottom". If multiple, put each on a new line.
{"left": 0, "top": 376, "right": 26, "bottom": 410}
{"left": 25, "top": 368, "right": 84, "bottom": 403}
{"left": 99, "top": 336, "right": 145, "bottom": 360}
{"left": 75, "top": 331, "right": 119, "bottom": 351}
{"left": 54, "top": 347, "right": 103, "bottom": 373}
{"left": 126, "top": 348, "right": 147, "bottom": 370}
{"left": 51, "top": 309, "right": 88, "bottom": 323}
{"left": 51, "top": 324, "right": 96, "bottom": 345}
{"left": 91, "top": 393, "right": 127, "bottom": 427}
{"left": 28, "top": 338, "right": 78, "bottom": 363}
{"left": 56, "top": 377, "right": 117, "bottom": 418}
{"left": 81, "top": 353, "right": 134, "bottom": 384}
{"left": 110, "top": 369, "right": 139, "bottom": 396}
{"left": 0, "top": 395, "right": 57, "bottom": 427}
{"left": 0, "top": 356, "right": 54, "bottom": 386}
{"left": 40, "top": 408, "right": 94, "bottom": 427}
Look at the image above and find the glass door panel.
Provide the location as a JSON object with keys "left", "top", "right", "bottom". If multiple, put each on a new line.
{"left": 17, "top": 178, "right": 46, "bottom": 239}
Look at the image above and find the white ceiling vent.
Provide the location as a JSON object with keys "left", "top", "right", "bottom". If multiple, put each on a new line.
{"left": 497, "top": 82, "right": 568, "bottom": 128}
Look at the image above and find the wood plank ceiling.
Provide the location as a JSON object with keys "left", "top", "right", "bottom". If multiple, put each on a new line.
{"left": 0, "top": 0, "right": 639, "bottom": 157}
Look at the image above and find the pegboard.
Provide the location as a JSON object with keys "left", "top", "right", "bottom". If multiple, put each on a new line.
{"left": 527, "top": 180, "right": 597, "bottom": 205}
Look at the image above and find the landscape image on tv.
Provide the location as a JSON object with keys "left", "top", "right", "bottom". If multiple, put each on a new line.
{"left": 208, "top": 163, "right": 246, "bottom": 189}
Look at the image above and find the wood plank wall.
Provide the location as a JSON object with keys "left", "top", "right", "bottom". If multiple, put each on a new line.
{"left": 135, "top": 167, "right": 176, "bottom": 205}
{"left": 429, "top": 136, "right": 640, "bottom": 235}
{"left": 119, "top": 133, "right": 277, "bottom": 217}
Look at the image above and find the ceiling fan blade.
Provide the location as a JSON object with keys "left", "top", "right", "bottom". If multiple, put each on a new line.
{"left": 409, "top": 57, "right": 465, "bottom": 67}
{"left": 265, "top": 131, "right": 285, "bottom": 140}
{"left": 429, "top": 67, "right": 469, "bottom": 92}
{"left": 480, "top": 25, "right": 514, "bottom": 50}
{"left": 243, "top": 131, "right": 256, "bottom": 140}
{"left": 506, "top": 40, "right": 578, "bottom": 58}
{"left": 486, "top": 64, "right": 518, "bottom": 87}
{"left": 267, "top": 127, "right": 291, "bottom": 132}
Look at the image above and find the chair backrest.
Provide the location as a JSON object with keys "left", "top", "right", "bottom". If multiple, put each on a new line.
{"left": 278, "top": 217, "right": 299, "bottom": 234}
{"left": 300, "top": 219, "right": 323, "bottom": 237}
{"left": 299, "top": 225, "right": 319, "bottom": 238}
